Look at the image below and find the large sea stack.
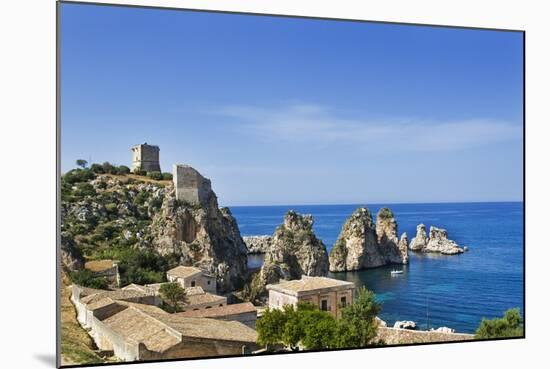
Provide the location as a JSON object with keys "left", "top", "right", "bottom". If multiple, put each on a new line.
{"left": 148, "top": 165, "right": 248, "bottom": 292}
{"left": 329, "top": 207, "right": 408, "bottom": 272}
{"left": 259, "top": 211, "right": 329, "bottom": 287}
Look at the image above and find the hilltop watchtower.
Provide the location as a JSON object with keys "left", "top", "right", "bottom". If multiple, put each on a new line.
{"left": 131, "top": 143, "right": 161, "bottom": 173}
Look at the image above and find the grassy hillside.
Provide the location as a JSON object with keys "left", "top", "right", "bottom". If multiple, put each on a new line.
{"left": 60, "top": 271, "right": 107, "bottom": 366}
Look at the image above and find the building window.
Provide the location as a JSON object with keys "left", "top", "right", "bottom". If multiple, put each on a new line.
{"left": 321, "top": 299, "right": 328, "bottom": 311}
{"left": 207, "top": 280, "right": 211, "bottom": 285}
{"left": 191, "top": 280, "right": 196, "bottom": 287}
{"left": 340, "top": 296, "right": 347, "bottom": 306}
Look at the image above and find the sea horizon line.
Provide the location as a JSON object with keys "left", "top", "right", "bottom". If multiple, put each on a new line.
{"left": 223, "top": 200, "right": 524, "bottom": 208}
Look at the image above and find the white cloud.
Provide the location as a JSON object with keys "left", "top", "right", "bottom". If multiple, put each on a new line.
{"left": 217, "top": 103, "right": 522, "bottom": 152}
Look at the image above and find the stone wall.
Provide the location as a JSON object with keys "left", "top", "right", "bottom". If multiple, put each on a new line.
{"left": 140, "top": 336, "right": 259, "bottom": 360}
{"left": 376, "top": 327, "right": 474, "bottom": 345}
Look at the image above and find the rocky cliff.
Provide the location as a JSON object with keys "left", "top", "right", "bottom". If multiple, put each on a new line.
{"left": 243, "top": 235, "right": 272, "bottom": 254}
{"left": 61, "top": 167, "right": 248, "bottom": 292}
{"left": 329, "top": 207, "right": 408, "bottom": 272}
{"left": 147, "top": 169, "right": 248, "bottom": 291}
{"left": 409, "top": 224, "right": 465, "bottom": 255}
{"left": 259, "top": 211, "right": 329, "bottom": 286}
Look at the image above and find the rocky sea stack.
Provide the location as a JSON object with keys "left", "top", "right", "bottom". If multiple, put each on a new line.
{"left": 329, "top": 207, "right": 408, "bottom": 272}
{"left": 148, "top": 166, "right": 248, "bottom": 292}
{"left": 259, "top": 211, "right": 329, "bottom": 287}
{"left": 409, "top": 224, "right": 465, "bottom": 255}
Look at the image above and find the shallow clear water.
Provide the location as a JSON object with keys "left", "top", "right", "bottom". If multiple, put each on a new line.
{"left": 230, "top": 202, "right": 524, "bottom": 333}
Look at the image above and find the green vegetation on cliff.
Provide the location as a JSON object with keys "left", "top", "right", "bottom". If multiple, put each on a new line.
{"left": 61, "top": 164, "right": 177, "bottom": 287}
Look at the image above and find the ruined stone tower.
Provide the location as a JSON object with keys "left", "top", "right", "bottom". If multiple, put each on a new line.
{"left": 131, "top": 143, "right": 161, "bottom": 172}
{"left": 173, "top": 164, "right": 213, "bottom": 206}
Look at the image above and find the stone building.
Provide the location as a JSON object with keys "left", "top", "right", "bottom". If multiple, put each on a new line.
{"left": 131, "top": 143, "right": 161, "bottom": 173}
{"left": 173, "top": 164, "right": 213, "bottom": 206}
{"left": 71, "top": 285, "right": 258, "bottom": 362}
{"left": 175, "top": 302, "right": 257, "bottom": 329}
{"left": 166, "top": 266, "right": 217, "bottom": 294}
{"left": 266, "top": 276, "right": 355, "bottom": 318}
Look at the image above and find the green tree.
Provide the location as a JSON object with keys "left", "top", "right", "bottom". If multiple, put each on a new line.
{"left": 256, "top": 307, "right": 289, "bottom": 348}
{"left": 162, "top": 172, "right": 173, "bottom": 180}
{"left": 102, "top": 162, "right": 116, "bottom": 174}
{"left": 159, "top": 283, "right": 187, "bottom": 313}
{"left": 337, "top": 287, "right": 381, "bottom": 348}
{"left": 117, "top": 165, "right": 130, "bottom": 175}
{"left": 76, "top": 159, "right": 88, "bottom": 169}
{"left": 475, "top": 308, "right": 524, "bottom": 339}
{"left": 301, "top": 309, "right": 339, "bottom": 350}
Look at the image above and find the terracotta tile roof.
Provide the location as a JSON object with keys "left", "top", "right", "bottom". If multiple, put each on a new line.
{"left": 116, "top": 301, "right": 169, "bottom": 316}
{"left": 267, "top": 276, "right": 354, "bottom": 295}
{"left": 86, "top": 297, "right": 117, "bottom": 311}
{"left": 84, "top": 259, "right": 116, "bottom": 272}
{"left": 174, "top": 302, "right": 257, "bottom": 318}
{"left": 81, "top": 289, "right": 153, "bottom": 306}
{"left": 166, "top": 266, "right": 204, "bottom": 279}
{"left": 185, "top": 291, "right": 226, "bottom": 306}
{"left": 152, "top": 314, "right": 258, "bottom": 343}
{"left": 101, "top": 306, "right": 180, "bottom": 352}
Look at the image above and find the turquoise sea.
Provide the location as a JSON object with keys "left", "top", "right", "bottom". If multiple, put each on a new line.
{"left": 230, "top": 202, "right": 524, "bottom": 333}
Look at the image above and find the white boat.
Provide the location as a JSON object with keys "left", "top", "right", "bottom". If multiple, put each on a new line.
{"left": 391, "top": 270, "right": 404, "bottom": 275}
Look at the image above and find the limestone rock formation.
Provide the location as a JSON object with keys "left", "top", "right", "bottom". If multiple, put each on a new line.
{"left": 329, "top": 207, "right": 408, "bottom": 272}
{"left": 393, "top": 320, "right": 417, "bottom": 330}
{"left": 243, "top": 235, "right": 272, "bottom": 254}
{"left": 376, "top": 208, "right": 409, "bottom": 265}
{"left": 148, "top": 167, "right": 248, "bottom": 292}
{"left": 259, "top": 211, "right": 328, "bottom": 286}
{"left": 431, "top": 326, "right": 456, "bottom": 333}
{"left": 409, "top": 224, "right": 429, "bottom": 251}
{"left": 409, "top": 224, "right": 465, "bottom": 255}
{"left": 60, "top": 231, "right": 84, "bottom": 271}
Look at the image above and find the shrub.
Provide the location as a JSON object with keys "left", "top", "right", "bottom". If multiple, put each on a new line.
{"left": 147, "top": 171, "right": 163, "bottom": 180}
{"left": 475, "top": 308, "right": 524, "bottom": 339}
{"left": 377, "top": 207, "right": 394, "bottom": 219}
{"left": 90, "top": 163, "right": 105, "bottom": 174}
{"left": 73, "top": 183, "right": 96, "bottom": 198}
{"left": 63, "top": 169, "right": 96, "bottom": 184}
{"left": 117, "top": 165, "right": 131, "bottom": 175}
{"left": 104, "top": 203, "right": 118, "bottom": 215}
{"left": 101, "top": 162, "right": 116, "bottom": 174}
{"left": 134, "top": 191, "right": 149, "bottom": 206}
{"left": 133, "top": 169, "right": 147, "bottom": 176}
{"left": 70, "top": 269, "right": 109, "bottom": 289}
{"left": 161, "top": 172, "right": 173, "bottom": 180}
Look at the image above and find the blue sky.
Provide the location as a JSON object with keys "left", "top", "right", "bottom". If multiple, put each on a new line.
{"left": 60, "top": 3, "right": 523, "bottom": 206}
